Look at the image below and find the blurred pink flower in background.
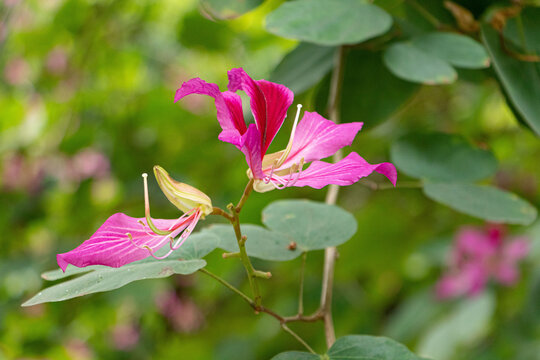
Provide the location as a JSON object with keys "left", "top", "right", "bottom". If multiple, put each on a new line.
{"left": 45, "top": 47, "right": 68, "bottom": 75}
{"left": 111, "top": 323, "right": 140, "bottom": 351}
{"left": 4, "top": 57, "right": 30, "bottom": 86}
{"left": 436, "top": 224, "right": 529, "bottom": 299}
{"left": 155, "top": 291, "right": 204, "bottom": 333}
{"left": 1, "top": 148, "right": 110, "bottom": 193}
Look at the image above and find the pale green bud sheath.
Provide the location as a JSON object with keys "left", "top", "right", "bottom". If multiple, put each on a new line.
{"left": 153, "top": 165, "right": 213, "bottom": 217}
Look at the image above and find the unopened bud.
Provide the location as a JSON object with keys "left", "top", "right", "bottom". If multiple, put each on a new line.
{"left": 153, "top": 165, "right": 212, "bottom": 216}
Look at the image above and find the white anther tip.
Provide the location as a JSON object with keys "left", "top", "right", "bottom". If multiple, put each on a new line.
{"left": 142, "top": 173, "right": 148, "bottom": 178}
{"left": 297, "top": 104, "right": 302, "bottom": 109}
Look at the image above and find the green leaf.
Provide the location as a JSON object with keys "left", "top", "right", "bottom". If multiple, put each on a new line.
{"left": 199, "top": 0, "right": 263, "bottom": 20}
{"left": 423, "top": 183, "right": 537, "bottom": 225}
{"left": 411, "top": 33, "right": 490, "bottom": 69}
{"left": 481, "top": 24, "right": 540, "bottom": 136}
{"left": 270, "top": 43, "right": 336, "bottom": 94}
{"left": 271, "top": 352, "right": 320, "bottom": 360}
{"left": 22, "top": 260, "right": 206, "bottom": 306}
{"left": 272, "top": 335, "right": 425, "bottom": 360}
{"left": 342, "top": 50, "right": 419, "bottom": 128}
{"left": 503, "top": 7, "right": 540, "bottom": 55}
{"left": 390, "top": 132, "right": 497, "bottom": 182}
{"left": 383, "top": 42, "right": 457, "bottom": 84}
{"left": 327, "top": 335, "right": 425, "bottom": 360}
{"left": 173, "top": 231, "right": 220, "bottom": 260}
{"left": 205, "top": 224, "right": 301, "bottom": 261}
{"left": 418, "top": 292, "right": 495, "bottom": 360}
{"left": 262, "top": 200, "right": 357, "bottom": 252}
{"left": 41, "top": 265, "right": 103, "bottom": 281}
{"left": 265, "top": 0, "right": 393, "bottom": 46}
{"left": 41, "top": 232, "right": 220, "bottom": 281}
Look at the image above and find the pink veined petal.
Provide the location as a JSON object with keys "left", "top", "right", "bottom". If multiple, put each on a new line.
{"left": 288, "top": 152, "right": 397, "bottom": 189}
{"left": 240, "top": 124, "right": 264, "bottom": 179}
{"left": 227, "top": 68, "right": 294, "bottom": 155}
{"left": 175, "top": 78, "right": 246, "bottom": 147}
{"left": 279, "top": 112, "right": 363, "bottom": 168}
{"left": 56, "top": 213, "right": 192, "bottom": 271}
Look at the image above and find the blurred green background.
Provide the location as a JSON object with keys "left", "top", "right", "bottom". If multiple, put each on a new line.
{"left": 1, "top": 0, "right": 539, "bottom": 359}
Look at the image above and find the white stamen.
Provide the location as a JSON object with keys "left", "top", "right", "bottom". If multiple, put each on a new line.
{"left": 276, "top": 104, "right": 302, "bottom": 168}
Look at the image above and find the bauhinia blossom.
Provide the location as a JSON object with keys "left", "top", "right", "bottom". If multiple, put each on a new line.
{"left": 436, "top": 224, "right": 529, "bottom": 299}
{"left": 56, "top": 166, "right": 212, "bottom": 271}
{"left": 175, "top": 68, "right": 397, "bottom": 192}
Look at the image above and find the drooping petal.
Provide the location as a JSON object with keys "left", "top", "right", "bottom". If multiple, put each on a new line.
{"left": 175, "top": 78, "right": 246, "bottom": 146}
{"left": 227, "top": 68, "right": 293, "bottom": 154}
{"left": 240, "top": 124, "right": 264, "bottom": 179}
{"left": 291, "top": 152, "right": 397, "bottom": 189}
{"left": 56, "top": 213, "right": 192, "bottom": 271}
{"left": 278, "top": 112, "right": 363, "bottom": 169}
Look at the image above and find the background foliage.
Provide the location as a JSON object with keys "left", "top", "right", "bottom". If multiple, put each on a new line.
{"left": 1, "top": 0, "right": 539, "bottom": 359}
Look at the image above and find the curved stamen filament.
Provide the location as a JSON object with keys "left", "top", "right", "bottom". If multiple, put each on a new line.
{"left": 276, "top": 104, "right": 302, "bottom": 168}
{"left": 267, "top": 158, "right": 305, "bottom": 190}
{"left": 142, "top": 173, "right": 172, "bottom": 236}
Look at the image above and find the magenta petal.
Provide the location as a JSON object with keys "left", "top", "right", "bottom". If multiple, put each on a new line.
{"left": 292, "top": 152, "right": 397, "bottom": 189}
{"left": 282, "top": 112, "right": 363, "bottom": 167}
{"left": 240, "top": 124, "right": 264, "bottom": 179}
{"left": 227, "top": 68, "right": 293, "bottom": 154}
{"left": 175, "top": 78, "right": 246, "bottom": 146}
{"left": 56, "top": 213, "right": 189, "bottom": 271}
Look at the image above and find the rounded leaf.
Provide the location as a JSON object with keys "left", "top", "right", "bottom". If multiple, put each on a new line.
{"left": 265, "top": 0, "right": 392, "bottom": 46}
{"left": 390, "top": 133, "right": 497, "bottom": 182}
{"left": 384, "top": 42, "right": 457, "bottom": 84}
{"left": 262, "top": 200, "right": 357, "bottom": 252}
{"left": 412, "top": 32, "right": 490, "bottom": 69}
{"left": 270, "top": 43, "right": 336, "bottom": 94}
{"left": 423, "top": 183, "right": 537, "bottom": 225}
{"left": 205, "top": 224, "right": 301, "bottom": 261}
{"left": 328, "top": 335, "right": 426, "bottom": 360}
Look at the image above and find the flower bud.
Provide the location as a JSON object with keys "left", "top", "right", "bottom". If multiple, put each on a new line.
{"left": 153, "top": 165, "right": 212, "bottom": 216}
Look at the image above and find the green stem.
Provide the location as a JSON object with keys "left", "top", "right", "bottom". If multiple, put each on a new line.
{"left": 405, "top": 0, "right": 441, "bottom": 28}
{"left": 198, "top": 268, "right": 252, "bottom": 305}
{"left": 230, "top": 179, "right": 264, "bottom": 308}
{"left": 199, "top": 268, "right": 317, "bottom": 354}
{"left": 281, "top": 324, "right": 317, "bottom": 355}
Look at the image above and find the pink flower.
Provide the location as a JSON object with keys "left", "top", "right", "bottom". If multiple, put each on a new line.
{"left": 175, "top": 68, "right": 396, "bottom": 192}
{"left": 57, "top": 167, "right": 212, "bottom": 271}
{"left": 436, "top": 224, "right": 529, "bottom": 299}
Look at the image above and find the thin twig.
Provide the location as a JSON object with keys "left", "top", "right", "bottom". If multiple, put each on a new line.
{"left": 298, "top": 252, "right": 307, "bottom": 316}
{"left": 281, "top": 324, "right": 317, "bottom": 355}
{"left": 320, "top": 45, "right": 347, "bottom": 349}
{"left": 199, "top": 269, "right": 316, "bottom": 353}
{"left": 211, "top": 206, "right": 233, "bottom": 221}
{"left": 198, "top": 268, "right": 252, "bottom": 305}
